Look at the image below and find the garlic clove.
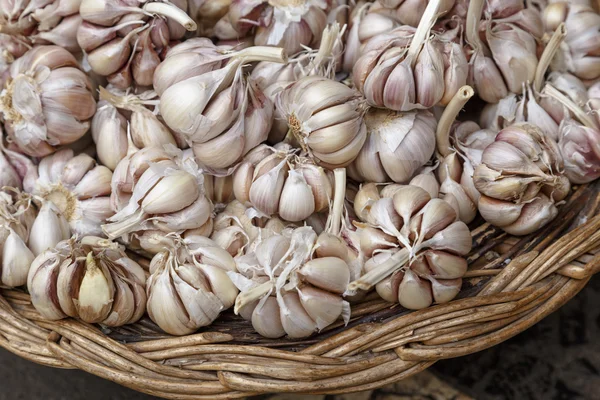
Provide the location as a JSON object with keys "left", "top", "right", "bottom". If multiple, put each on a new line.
{"left": 478, "top": 196, "right": 524, "bottom": 227}
{"left": 297, "top": 164, "right": 332, "bottom": 213}
{"left": 299, "top": 257, "right": 350, "bottom": 294}
{"left": 29, "top": 201, "right": 71, "bottom": 256}
{"left": 233, "top": 162, "right": 253, "bottom": 204}
{"left": 424, "top": 250, "right": 468, "bottom": 279}
{"left": 279, "top": 291, "right": 318, "bottom": 339}
{"left": 397, "top": 269, "right": 432, "bottom": 310}
{"left": 141, "top": 171, "right": 199, "bottom": 214}
{"left": 501, "top": 195, "right": 558, "bottom": 236}
{"left": 27, "top": 252, "right": 67, "bottom": 320}
{"left": 1, "top": 228, "right": 35, "bottom": 287}
{"left": 375, "top": 276, "right": 396, "bottom": 303}
{"left": 249, "top": 160, "right": 288, "bottom": 215}
{"left": 73, "top": 165, "right": 113, "bottom": 199}
{"left": 409, "top": 173, "right": 439, "bottom": 198}
{"left": 102, "top": 270, "right": 135, "bottom": 327}
{"left": 354, "top": 183, "right": 381, "bottom": 221}
{"left": 297, "top": 286, "right": 344, "bottom": 330}
{"left": 358, "top": 225, "right": 397, "bottom": 258}
{"left": 252, "top": 296, "right": 286, "bottom": 339}
{"left": 392, "top": 185, "right": 431, "bottom": 226}
{"left": 75, "top": 252, "right": 115, "bottom": 324}
{"left": 278, "top": 170, "right": 315, "bottom": 222}
{"left": 429, "top": 277, "right": 462, "bottom": 304}
{"left": 56, "top": 259, "right": 83, "bottom": 318}
{"left": 197, "top": 264, "right": 239, "bottom": 310}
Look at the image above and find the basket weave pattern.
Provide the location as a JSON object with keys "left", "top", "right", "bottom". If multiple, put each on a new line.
{"left": 1, "top": 182, "right": 599, "bottom": 399}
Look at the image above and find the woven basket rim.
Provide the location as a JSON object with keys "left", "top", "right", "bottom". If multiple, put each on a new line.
{"left": 0, "top": 182, "right": 599, "bottom": 399}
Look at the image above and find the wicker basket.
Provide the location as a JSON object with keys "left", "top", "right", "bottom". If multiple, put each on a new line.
{"left": 1, "top": 181, "right": 599, "bottom": 399}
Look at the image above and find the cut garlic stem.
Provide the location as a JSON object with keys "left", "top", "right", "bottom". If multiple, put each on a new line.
{"left": 232, "top": 46, "right": 288, "bottom": 64}
{"left": 142, "top": 2, "right": 197, "bottom": 31}
{"left": 465, "top": 0, "right": 485, "bottom": 50}
{"left": 407, "top": 0, "right": 441, "bottom": 67}
{"left": 534, "top": 23, "right": 567, "bottom": 93}
{"left": 544, "top": 84, "right": 599, "bottom": 129}
{"left": 346, "top": 248, "right": 409, "bottom": 293}
{"left": 436, "top": 85, "right": 474, "bottom": 157}
{"left": 233, "top": 280, "right": 274, "bottom": 314}
{"left": 329, "top": 168, "right": 347, "bottom": 236}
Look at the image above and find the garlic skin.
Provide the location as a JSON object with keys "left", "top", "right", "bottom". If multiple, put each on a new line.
{"left": 24, "top": 149, "right": 114, "bottom": 237}
{"left": 0, "top": 35, "right": 28, "bottom": 88}
{"left": 543, "top": 2, "right": 600, "bottom": 81}
{"left": 230, "top": 226, "right": 351, "bottom": 339}
{"left": 0, "top": 46, "right": 96, "bottom": 157}
{"left": 351, "top": 109, "right": 436, "bottom": 183}
{"left": 92, "top": 86, "right": 187, "bottom": 170}
{"left": 215, "top": 0, "right": 328, "bottom": 55}
{"left": 276, "top": 76, "right": 367, "bottom": 168}
{"left": 473, "top": 123, "right": 570, "bottom": 235}
{"left": 0, "top": 0, "right": 82, "bottom": 53}
{"left": 146, "top": 235, "right": 238, "bottom": 336}
{"left": 27, "top": 236, "right": 146, "bottom": 326}
{"left": 348, "top": 184, "right": 471, "bottom": 310}
{"left": 102, "top": 146, "right": 214, "bottom": 254}
{"left": 232, "top": 144, "right": 334, "bottom": 222}
{"left": 78, "top": 0, "right": 197, "bottom": 87}
{"left": 558, "top": 119, "right": 600, "bottom": 184}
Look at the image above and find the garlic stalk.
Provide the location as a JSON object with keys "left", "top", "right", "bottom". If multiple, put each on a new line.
{"left": 0, "top": 46, "right": 96, "bottom": 157}
{"left": 146, "top": 235, "right": 238, "bottom": 335}
{"left": 232, "top": 144, "right": 334, "bottom": 222}
{"left": 214, "top": 0, "right": 329, "bottom": 55}
{"left": 347, "top": 183, "right": 471, "bottom": 310}
{"left": 78, "top": 0, "right": 198, "bottom": 87}
{"left": 474, "top": 123, "right": 570, "bottom": 235}
{"left": 27, "top": 236, "right": 146, "bottom": 326}
{"left": 368, "top": 0, "right": 456, "bottom": 29}
{"left": 230, "top": 226, "right": 351, "bottom": 339}
{"left": 102, "top": 146, "right": 214, "bottom": 254}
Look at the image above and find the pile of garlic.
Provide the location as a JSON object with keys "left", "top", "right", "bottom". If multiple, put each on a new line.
{"left": 0, "top": 0, "right": 599, "bottom": 339}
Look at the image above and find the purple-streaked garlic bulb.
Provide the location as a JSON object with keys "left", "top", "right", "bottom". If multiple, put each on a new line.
{"left": 0, "top": 0, "right": 82, "bottom": 52}
{"left": 349, "top": 109, "right": 436, "bottom": 183}
{"left": 353, "top": 0, "right": 468, "bottom": 110}
{"left": 27, "top": 236, "right": 146, "bottom": 326}
{"left": 558, "top": 118, "right": 600, "bottom": 184}
{"left": 473, "top": 123, "right": 570, "bottom": 235}
{"left": 146, "top": 235, "right": 238, "bottom": 335}
{"left": 24, "top": 148, "right": 113, "bottom": 237}
{"left": 102, "top": 147, "right": 213, "bottom": 254}
{"left": 78, "top": 0, "right": 198, "bottom": 88}
{"left": 275, "top": 76, "right": 367, "bottom": 168}
{"left": 214, "top": 0, "right": 329, "bottom": 55}
{"left": 230, "top": 226, "right": 351, "bottom": 338}
{"left": 233, "top": 144, "right": 333, "bottom": 222}
{"left": 348, "top": 183, "right": 471, "bottom": 309}
{"left": 91, "top": 86, "right": 187, "bottom": 170}
{"left": 0, "top": 46, "right": 96, "bottom": 157}
{"left": 543, "top": 2, "right": 600, "bottom": 82}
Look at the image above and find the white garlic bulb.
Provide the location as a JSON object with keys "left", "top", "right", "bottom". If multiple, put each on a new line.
{"left": 230, "top": 226, "right": 351, "bottom": 339}
{"left": 27, "top": 236, "right": 146, "bottom": 326}
{"left": 146, "top": 235, "right": 238, "bottom": 335}
{"left": 348, "top": 184, "right": 472, "bottom": 310}
{"left": 102, "top": 146, "right": 214, "bottom": 254}
{"left": 0, "top": 46, "right": 96, "bottom": 157}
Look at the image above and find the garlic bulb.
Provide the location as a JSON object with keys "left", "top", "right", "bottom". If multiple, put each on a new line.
{"left": 214, "top": 0, "right": 328, "bottom": 55}
{"left": 0, "top": 0, "right": 82, "bottom": 52}
{"left": 102, "top": 146, "right": 213, "bottom": 254}
{"left": 353, "top": 0, "right": 468, "bottom": 110}
{"left": 155, "top": 40, "right": 286, "bottom": 171}
{"left": 0, "top": 46, "right": 96, "bottom": 157}
{"left": 92, "top": 86, "right": 187, "bottom": 170}
{"left": 474, "top": 123, "right": 570, "bottom": 235}
{"left": 146, "top": 235, "right": 238, "bottom": 335}
{"left": 350, "top": 109, "right": 436, "bottom": 183}
{"left": 275, "top": 76, "right": 367, "bottom": 168}
{"left": 558, "top": 118, "right": 600, "bottom": 184}
{"left": 543, "top": 2, "right": 600, "bottom": 81}
{"left": 348, "top": 184, "right": 471, "bottom": 309}
{"left": 232, "top": 144, "right": 334, "bottom": 222}
{"left": 27, "top": 236, "right": 146, "bottom": 326}
{"left": 78, "top": 0, "right": 198, "bottom": 87}
{"left": 24, "top": 149, "right": 114, "bottom": 237}
{"left": 230, "top": 226, "right": 351, "bottom": 339}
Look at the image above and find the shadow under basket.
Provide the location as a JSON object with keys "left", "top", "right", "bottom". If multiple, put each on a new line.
{"left": 1, "top": 182, "right": 600, "bottom": 399}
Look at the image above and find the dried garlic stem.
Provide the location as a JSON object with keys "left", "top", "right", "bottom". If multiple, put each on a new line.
{"left": 544, "top": 84, "right": 599, "bottom": 129}
{"left": 330, "top": 168, "right": 347, "bottom": 235}
{"left": 407, "top": 0, "right": 442, "bottom": 67}
{"left": 233, "top": 46, "right": 288, "bottom": 64}
{"left": 465, "top": 0, "right": 485, "bottom": 50}
{"left": 346, "top": 248, "right": 410, "bottom": 293}
{"left": 233, "top": 280, "right": 274, "bottom": 314}
{"left": 436, "top": 85, "right": 474, "bottom": 157}
{"left": 534, "top": 23, "right": 567, "bottom": 93}
{"left": 142, "top": 2, "right": 197, "bottom": 31}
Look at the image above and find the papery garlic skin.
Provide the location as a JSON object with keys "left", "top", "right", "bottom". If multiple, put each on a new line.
{"left": 0, "top": 46, "right": 96, "bottom": 157}
{"left": 102, "top": 146, "right": 214, "bottom": 254}
{"left": 25, "top": 149, "right": 114, "bottom": 237}
{"left": 473, "top": 123, "right": 569, "bottom": 235}
{"left": 146, "top": 235, "right": 238, "bottom": 335}
{"left": 230, "top": 226, "right": 351, "bottom": 339}
{"left": 351, "top": 109, "right": 436, "bottom": 183}
{"left": 349, "top": 184, "right": 471, "bottom": 310}
{"left": 27, "top": 236, "right": 146, "bottom": 326}
{"left": 558, "top": 119, "right": 600, "bottom": 184}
